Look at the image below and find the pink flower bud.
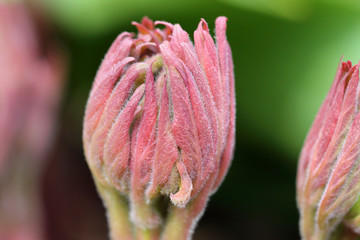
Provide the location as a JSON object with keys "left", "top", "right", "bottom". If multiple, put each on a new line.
{"left": 83, "top": 16, "right": 235, "bottom": 231}
{"left": 297, "top": 59, "right": 360, "bottom": 239}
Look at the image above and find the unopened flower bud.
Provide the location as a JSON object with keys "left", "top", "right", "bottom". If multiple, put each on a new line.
{"left": 297, "top": 59, "right": 360, "bottom": 239}
{"left": 83, "top": 16, "right": 235, "bottom": 239}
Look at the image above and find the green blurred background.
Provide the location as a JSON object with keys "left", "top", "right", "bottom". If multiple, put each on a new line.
{"left": 39, "top": 0, "right": 360, "bottom": 239}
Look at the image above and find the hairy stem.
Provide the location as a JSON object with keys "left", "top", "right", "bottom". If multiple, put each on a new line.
{"left": 134, "top": 226, "right": 160, "bottom": 240}
{"left": 130, "top": 197, "right": 162, "bottom": 240}
{"left": 161, "top": 206, "right": 194, "bottom": 240}
{"left": 96, "top": 181, "right": 133, "bottom": 240}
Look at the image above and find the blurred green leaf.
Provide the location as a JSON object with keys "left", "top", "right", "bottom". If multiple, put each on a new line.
{"left": 42, "top": 0, "right": 217, "bottom": 35}
{"left": 219, "top": 0, "right": 311, "bottom": 20}
{"left": 317, "top": 0, "right": 360, "bottom": 13}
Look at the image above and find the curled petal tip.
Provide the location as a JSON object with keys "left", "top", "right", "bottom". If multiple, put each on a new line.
{"left": 155, "top": 20, "right": 174, "bottom": 30}
{"left": 342, "top": 61, "right": 353, "bottom": 72}
{"left": 199, "top": 18, "right": 209, "bottom": 31}
{"left": 170, "top": 162, "right": 193, "bottom": 208}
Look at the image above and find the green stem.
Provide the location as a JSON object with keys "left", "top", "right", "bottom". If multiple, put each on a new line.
{"left": 300, "top": 206, "right": 317, "bottom": 240}
{"left": 95, "top": 181, "right": 133, "bottom": 240}
{"left": 161, "top": 206, "right": 193, "bottom": 240}
{"left": 130, "top": 198, "right": 162, "bottom": 240}
{"left": 134, "top": 226, "right": 160, "bottom": 240}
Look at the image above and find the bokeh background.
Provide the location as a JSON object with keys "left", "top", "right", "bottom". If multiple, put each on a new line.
{"left": 4, "top": 0, "right": 360, "bottom": 239}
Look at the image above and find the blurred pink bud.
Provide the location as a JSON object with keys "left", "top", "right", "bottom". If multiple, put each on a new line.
{"left": 83, "top": 16, "right": 235, "bottom": 229}
{"left": 0, "top": 3, "right": 64, "bottom": 170}
{"left": 0, "top": 2, "right": 65, "bottom": 240}
{"left": 297, "top": 59, "right": 360, "bottom": 239}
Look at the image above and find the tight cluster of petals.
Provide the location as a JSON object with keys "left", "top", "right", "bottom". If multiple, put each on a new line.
{"left": 83, "top": 17, "right": 235, "bottom": 214}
